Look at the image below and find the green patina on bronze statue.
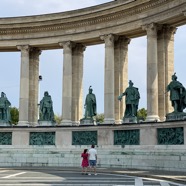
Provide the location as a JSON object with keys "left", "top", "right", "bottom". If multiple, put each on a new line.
{"left": 166, "top": 73, "right": 186, "bottom": 120}
{"left": 118, "top": 80, "right": 140, "bottom": 122}
{"left": 80, "top": 86, "right": 97, "bottom": 125}
{"left": 39, "top": 91, "right": 54, "bottom": 122}
{"left": 0, "top": 92, "right": 11, "bottom": 123}
{"left": 84, "top": 86, "right": 97, "bottom": 118}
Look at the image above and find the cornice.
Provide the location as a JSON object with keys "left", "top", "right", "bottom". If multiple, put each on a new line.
{"left": 0, "top": 0, "right": 177, "bottom": 35}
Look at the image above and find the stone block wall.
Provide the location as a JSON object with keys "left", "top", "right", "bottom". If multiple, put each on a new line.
{"left": 0, "top": 121, "right": 185, "bottom": 171}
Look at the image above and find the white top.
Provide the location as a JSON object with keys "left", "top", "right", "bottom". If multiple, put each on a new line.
{"left": 88, "top": 148, "right": 97, "bottom": 160}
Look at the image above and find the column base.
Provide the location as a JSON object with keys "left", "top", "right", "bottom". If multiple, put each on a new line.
{"left": 114, "top": 119, "right": 122, "bottom": 124}
{"left": 159, "top": 116, "right": 166, "bottom": 122}
{"left": 60, "top": 120, "right": 72, "bottom": 126}
{"left": 145, "top": 115, "right": 160, "bottom": 122}
{"left": 103, "top": 118, "right": 115, "bottom": 124}
{"left": 71, "top": 121, "right": 80, "bottom": 126}
{"left": 17, "top": 121, "right": 29, "bottom": 126}
{"left": 0, "top": 121, "right": 11, "bottom": 126}
{"left": 29, "top": 122, "right": 39, "bottom": 127}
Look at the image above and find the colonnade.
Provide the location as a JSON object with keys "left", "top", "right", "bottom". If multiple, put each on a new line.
{"left": 16, "top": 23, "right": 176, "bottom": 125}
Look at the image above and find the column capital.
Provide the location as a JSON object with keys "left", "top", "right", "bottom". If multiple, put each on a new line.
{"left": 157, "top": 25, "right": 177, "bottom": 41}
{"left": 163, "top": 25, "right": 177, "bottom": 40}
{"left": 142, "top": 23, "right": 158, "bottom": 38}
{"left": 17, "top": 45, "right": 30, "bottom": 53}
{"left": 30, "top": 47, "right": 42, "bottom": 55}
{"left": 100, "top": 34, "right": 118, "bottom": 47}
{"left": 59, "top": 41, "right": 75, "bottom": 49}
{"left": 117, "top": 36, "right": 131, "bottom": 45}
{"left": 29, "top": 48, "right": 42, "bottom": 62}
{"left": 73, "top": 43, "right": 86, "bottom": 54}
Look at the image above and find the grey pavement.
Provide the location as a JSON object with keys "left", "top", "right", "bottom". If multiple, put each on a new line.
{"left": 0, "top": 166, "right": 185, "bottom": 186}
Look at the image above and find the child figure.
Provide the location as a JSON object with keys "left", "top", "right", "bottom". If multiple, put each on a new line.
{"left": 81, "top": 149, "right": 89, "bottom": 175}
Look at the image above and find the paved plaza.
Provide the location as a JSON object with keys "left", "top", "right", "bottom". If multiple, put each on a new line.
{"left": 0, "top": 167, "right": 185, "bottom": 186}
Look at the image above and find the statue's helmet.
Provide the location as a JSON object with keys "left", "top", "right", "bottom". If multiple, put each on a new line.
{"left": 89, "top": 86, "right": 93, "bottom": 92}
{"left": 129, "top": 80, "right": 134, "bottom": 86}
{"left": 44, "top": 91, "right": 49, "bottom": 96}
{"left": 1, "top": 92, "right": 5, "bottom": 97}
{"left": 172, "top": 73, "right": 177, "bottom": 80}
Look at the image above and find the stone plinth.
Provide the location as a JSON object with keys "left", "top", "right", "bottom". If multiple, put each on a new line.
{"left": 123, "top": 116, "right": 137, "bottom": 123}
{"left": 38, "top": 121, "right": 55, "bottom": 126}
{"left": 0, "top": 121, "right": 11, "bottom": 126}
{"left": 166, "top": 112, "right": 186, "bottom": 121}
{"left": 80, "top": 118, "right": 96, "bottom": 125}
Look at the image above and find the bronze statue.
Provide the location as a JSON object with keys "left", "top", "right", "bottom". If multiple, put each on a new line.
{"left": 84, "top": 86, "right": 97, "bottom": 118}
{"left": 39, "top": 91, "right": 54, "bottom": 121}
{"left": 0, "top": 92, "right": 11, "bottom": 122}
{"left": 166, "top": 73, "right": 186, "bottom": 113}
{"left": 118, "top": 80, "right": 140, "bottom": 118}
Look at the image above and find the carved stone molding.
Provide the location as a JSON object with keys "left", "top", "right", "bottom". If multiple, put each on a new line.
{"left": 29, "top": 48, "right": 42, "bottom": 61}
{"left": 17, "top": 45, "right": 30, "bottom": 53}
{"left": 59, "top": 41, "right": 75, "bottom": 54}
{"left": 0, "top": 0, "right": 175, "bottom": 35}
{"left": 142, "top": 23, "right": 158, "bottom": 38}
{"left": 100, "top": 34, "right": 118, "bottom": 47}
{"left": 115, "top": 36, "right": 131, "bottom": 49}
{"left": 73, "top": 43, "right": 86, "bottom": 55}
{"left": 163, "top": 25, "right": 177, "bottom": 40}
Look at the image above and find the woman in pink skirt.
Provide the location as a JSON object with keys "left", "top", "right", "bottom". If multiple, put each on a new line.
{"left": 81, "top": 149, "right": 89, "bottom": 175}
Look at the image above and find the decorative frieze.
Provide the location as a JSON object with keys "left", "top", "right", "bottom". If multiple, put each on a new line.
{"left": 0, "top": 0, "right": 174, "bottom": 35}
{"left": 0, "top": 132, "right": 12, "bottom": 145}
{"left": 157, "top": 127, "right": 184, "bottom": 145}
{"left": 30, "top": 132, "right": 55, "bottom": 145}
{"left": 114, "top": 129, "right": 140, "bottom": 145}
{"left": 72, "top": 131, "right": 97, "bottom": 145}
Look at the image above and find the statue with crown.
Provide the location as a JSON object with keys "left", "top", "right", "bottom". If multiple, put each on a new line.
{"left": 166, "top": 73, "right": 186, "bottom": 120}
{"left": 80, "top": 86, "right": 97, "bottom": 125}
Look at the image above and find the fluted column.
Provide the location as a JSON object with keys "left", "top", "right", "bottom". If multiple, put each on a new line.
{"left": 59, "top": 41, "right": 73, "bottom": 125}
{"left": 29, "top": 48, "right": 41, "bottom": 125}
{"left": 72, "top": 43, "right": 86, "bottom": 125}
{"left": 101, "top": 34, "right": 118, "bottom": 124}
{"left": 114, "top": 36, "right": 130, "bottom": 124}
{"left": 143, "top": 23, "right": 160, "bottom": 121}
{"left": 17, "top": 45, "right": 30, "bottom": 125}
{"left": 157, "top": 25, "right": 177, "bottom": 120}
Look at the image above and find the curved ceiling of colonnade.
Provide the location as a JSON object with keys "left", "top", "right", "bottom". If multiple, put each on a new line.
{"left": 0, "top": 0, "right": 186, "bottom": 51}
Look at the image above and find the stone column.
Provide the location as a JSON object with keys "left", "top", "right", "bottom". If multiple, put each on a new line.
{"left": 29, "top": 48, "right": 41, "bottom": 125}
{"left": 17, "top": 45, "right": 30, "bottom": 125}
{"left": 157, "top": 25, "right": 177, "bottom": 120}
{"left": 59, "top": 41, "right": 73, "bottom": 125}
{"left": 101, "top": 34, "right": 118, "bottom": 124}
{"left": 143, "top": 23, "right": 159, "bottom": 121}
{"left": 114, "top": 36, "right": 130, "bottom": 124}
{"left": 72, "top": 44, "right": 86, "bottom": 125}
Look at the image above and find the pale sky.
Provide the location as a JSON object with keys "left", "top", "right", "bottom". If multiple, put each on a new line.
{"left": 0, "top": 0, "right": 186, "bottom": 116}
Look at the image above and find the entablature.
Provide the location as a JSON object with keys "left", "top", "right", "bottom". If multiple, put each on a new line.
{"left": 0, "top": 0, "right": 185, "bottom": 51}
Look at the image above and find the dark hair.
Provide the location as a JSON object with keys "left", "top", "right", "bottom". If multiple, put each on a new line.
{"left": 83, "top": 149, "right": 88, "bottom": 154}
{"left": 91, "top": 144, "right": 95, "bottom": 148}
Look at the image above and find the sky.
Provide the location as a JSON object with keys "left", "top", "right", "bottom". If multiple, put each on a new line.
{"left": 0, "top": 0, "right": 186, "bottom": 116}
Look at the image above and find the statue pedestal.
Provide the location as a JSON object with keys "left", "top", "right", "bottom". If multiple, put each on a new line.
{"left": 122, "top": 116, "right": 137, "bottom": 124}
{"left": 166, "top": 112, "right": 186, "bottom": 121}
{"left": 0, "top": 120, "right": 11, "bottom": 126}
{"left": 38, "top": 121, "right": 55, "bottom": 126}
{"left": 80, "top": 118, "right": 96, "bottom": 125}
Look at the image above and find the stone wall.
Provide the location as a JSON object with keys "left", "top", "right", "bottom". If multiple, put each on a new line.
{"left": 0, "top": 121, "right": 185, "bottom": 171}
